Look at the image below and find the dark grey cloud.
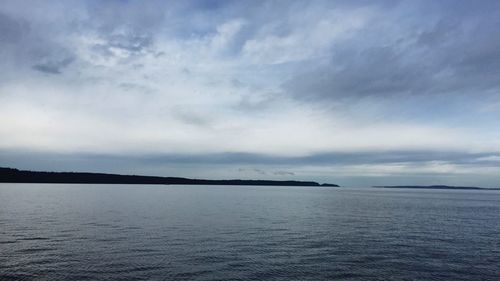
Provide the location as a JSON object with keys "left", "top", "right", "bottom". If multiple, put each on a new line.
{"left": 32, "top": 56, "right": 74, "bottom": 74}
{"left": 32, "top": 64, "right": 62, "bottom": 74}
{"left": 85, "top": 0, "right": 169, "bottom": 33}
{"left": 284, "top": 1, "right": 500, "bottom": 101}
{"left": 0, "top": 12, "right": 29, "bottom": 43}
{"left": 3, "top": 150, "right": 500, "bottom": 170}
{"left": 2, "top": 149, "right": 500, "bottom": 186}
{"left": 284, "top": 47, "right": 428, "bottom": 100}
{"left": 0, "top": 6, "right": 79, "bottom": 78}
{"left": 123, "top": 151, "right": 500, "bottom": 167}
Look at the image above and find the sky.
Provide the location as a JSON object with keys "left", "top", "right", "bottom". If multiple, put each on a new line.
{"left": 1, "top": 0, "right": 500, "bottom": 187}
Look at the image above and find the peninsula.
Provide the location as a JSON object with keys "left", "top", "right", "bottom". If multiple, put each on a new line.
{"left": 373, "top": 185, "right": 499, "bottom": 190}
{"left": 0, "top": 167, "right": 339, "bottom": 187}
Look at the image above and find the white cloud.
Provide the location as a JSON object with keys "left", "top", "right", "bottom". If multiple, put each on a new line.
{"left": 210, "top": 19, "right": 246, "bottom": 53}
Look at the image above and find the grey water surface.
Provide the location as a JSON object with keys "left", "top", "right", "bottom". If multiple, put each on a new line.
{"left": 1, "top": 184, "right": 499, "bottom": 280}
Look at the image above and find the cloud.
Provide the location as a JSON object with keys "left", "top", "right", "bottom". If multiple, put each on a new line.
{"left": 475, "top": 155, "right": 500, "bottom": 163}
{"left": 32, "top": 56, "right": 74, "bottom": 74}
{"left": 113, "top": 34, "right": 152, "bottom": 52}
{"left": 3, "top": 149, "right": 500, "bottom": 186}
{"left": 283, "top": 1, "right": 500, "bottom": 101}
{"left": 4, "top": 149, "right": 500, "bottom": 169}
{"left": 0, "top": 12, "right": 28, "bottom": 43}
{"left": 238, "top": 3, "right": 373, "bottom": 65}
{"left": 273, "top": 171, "right": 295, "bottom": 176}
{"left": 1, "top": 0, "right": 500, "bottom": 186}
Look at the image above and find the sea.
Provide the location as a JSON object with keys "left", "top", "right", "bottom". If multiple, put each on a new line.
{"left": 1, "top": 184, "right": 499, "bottom": 280}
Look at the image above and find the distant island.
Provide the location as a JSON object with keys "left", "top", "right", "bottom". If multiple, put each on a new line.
{"left": 0, "top": 167, "right": 339, "bottom": 187}
{"left": 373, "top": 185, "right": 499, "bottom": 190}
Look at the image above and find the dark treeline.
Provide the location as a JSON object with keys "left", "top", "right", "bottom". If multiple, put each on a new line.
{"left": 0, "top": 167, "right": 339, "bottom": 187}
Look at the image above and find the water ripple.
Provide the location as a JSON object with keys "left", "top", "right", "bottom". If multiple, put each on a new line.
{"left": 1, "top": 184, "right": 499, "bottom": 280}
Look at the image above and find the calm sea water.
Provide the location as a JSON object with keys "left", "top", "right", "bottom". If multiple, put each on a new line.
{"left": 0, "top": 184, "right": 499, "bottom": 280}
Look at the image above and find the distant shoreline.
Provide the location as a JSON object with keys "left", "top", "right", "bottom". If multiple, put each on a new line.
{"left": 373, "top": 185, "right": 499, "bottom": 190}
{"left": 0, "top": 167, "right": 339, "bottom": 187}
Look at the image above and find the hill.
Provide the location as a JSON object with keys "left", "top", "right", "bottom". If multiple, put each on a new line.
{"left": 0, "top": 167, "right": 339, "bottom": 187}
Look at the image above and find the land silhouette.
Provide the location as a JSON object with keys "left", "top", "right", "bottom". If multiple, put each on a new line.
{"left": 0, "top": 167, "right": 339, "bottom": 187}
{"left": 374, "top": 185, "right": 498, "bottom": 190}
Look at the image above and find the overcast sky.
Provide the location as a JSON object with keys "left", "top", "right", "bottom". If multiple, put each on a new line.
{"left": 1, "top": 0, "right": 500, "bottom": 186}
